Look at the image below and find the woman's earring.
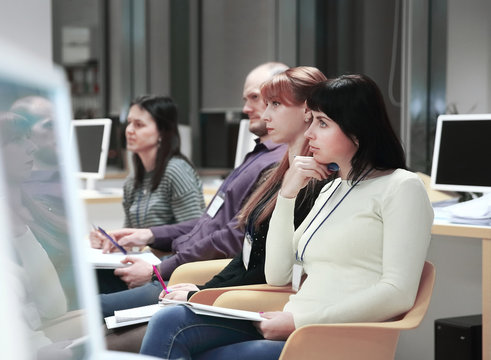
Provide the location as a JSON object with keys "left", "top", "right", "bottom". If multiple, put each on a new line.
{"left": 158, "top": 138, "right": 162, "bottom": 147}
{"left": 304, "top": 117, "right": 310, "bottom": 123}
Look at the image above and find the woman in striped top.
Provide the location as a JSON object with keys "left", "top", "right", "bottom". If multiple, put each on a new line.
{"left": 123, "top": 95, "right": 204, "bottom": 228}
{"left": 91, "top": 95, "right": 204, "bottom": 291}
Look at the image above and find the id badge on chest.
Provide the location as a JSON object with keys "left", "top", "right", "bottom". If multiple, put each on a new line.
{"left": 242, "top": 232, "right": 253, "bottom": 270}
{"left": 206, "top": 191, "right": 225, "bottom": 218}
{"left": 292, "top": 262, "right": 303, "bottom": 292}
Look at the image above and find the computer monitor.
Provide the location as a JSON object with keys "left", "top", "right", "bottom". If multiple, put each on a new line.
{"left": 234, "top": 119, "right": 256, "bottom": 168}
{"left": 178, "top": 124, "right": 192, "bottom": 160}
{"left": 71, "top": 119, "right": 112, "bottom": 191}
{"left": 0, "top": 39, "right": 157, "bottom": 359}
{"left": 431, "top": 114, "right": 491, "bottom": 193}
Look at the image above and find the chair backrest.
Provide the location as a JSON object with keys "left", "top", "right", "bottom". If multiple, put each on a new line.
{"left": 168, "top": 259, "right": 232, "bottom": 286}
{"left": 234, "top": 119, "right": 256, "bottom": 168}
{"left": 277, "top": 261, "right": 436, "bottom": 360}
{"left": 397, "top": 261, "right": 436, "bottom": 329}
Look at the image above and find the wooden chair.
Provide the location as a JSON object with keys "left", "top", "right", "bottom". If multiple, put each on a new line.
{"left": 169, "top": 259, "right": 294, "bottom": 310}
{"left": 167, "top": 258, "right": 232, "bottom": 286}
{"left": 193, "top": 261, "right": 435, "bottom": 360}
{"left": 277, "top": 261, "right": 436, "bottom": 360}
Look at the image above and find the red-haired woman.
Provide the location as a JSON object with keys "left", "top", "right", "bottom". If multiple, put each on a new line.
{"left": 140, "top": 66, "right": 332, "bottom": 359}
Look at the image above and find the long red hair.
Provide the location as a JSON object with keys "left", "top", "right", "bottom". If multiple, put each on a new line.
{"left": 238, "top": 66, "right": 327, "bottom": 229}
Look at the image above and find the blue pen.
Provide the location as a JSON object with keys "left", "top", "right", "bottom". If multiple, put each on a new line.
{"left": 97, "top": 226, "right": 127, "bottom": 255}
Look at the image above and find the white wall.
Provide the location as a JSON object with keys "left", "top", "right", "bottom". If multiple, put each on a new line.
{"left": 0, "top": 0, "right": 52, "bottom": 61}
{"left": 446, "top": 0, "right": 491, "bottom": 113}
{"left": 201, "top": 0, "right": 277, "bottom": 111}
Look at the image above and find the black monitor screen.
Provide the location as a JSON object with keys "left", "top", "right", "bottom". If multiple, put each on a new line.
{"left": 432, "top": 118, "right": 491, "bottom": 192}
{"left": 71, "top": 118, "right": 111, "bottom": 181}
{"left": 74, "top": 124, "right": 105, "bottom": 173}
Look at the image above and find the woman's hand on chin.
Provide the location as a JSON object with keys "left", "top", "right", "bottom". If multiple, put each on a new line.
{"left": 281, "top": 156, "right": 331, "bottom": 198}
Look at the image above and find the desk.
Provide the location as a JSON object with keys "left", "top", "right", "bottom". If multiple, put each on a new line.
{"left": 80, "top": 189, "right": 123, "bottom": 204}
{"left": 432, "top": 221, "right": 491, "bottom": 359}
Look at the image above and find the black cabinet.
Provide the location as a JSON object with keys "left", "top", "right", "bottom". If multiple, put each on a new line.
{"left": 435, "top": 314, "right": 482, "bottom": 360}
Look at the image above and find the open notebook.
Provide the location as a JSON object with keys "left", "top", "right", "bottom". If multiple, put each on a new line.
{"left": 88, "top": 248, "right": 161, "bottom": 269}
{"left": 104, "top": 299, "right": 264, "bottom": 329}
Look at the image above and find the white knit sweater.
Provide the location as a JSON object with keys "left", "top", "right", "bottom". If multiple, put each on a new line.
{"left": 265, "top": 169, "right": 434, "bottom": 328}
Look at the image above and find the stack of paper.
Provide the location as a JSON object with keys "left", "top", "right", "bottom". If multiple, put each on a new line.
{"left": 434, "top": 193, "right": 491, "bottom": 225}
{"left": 104, "top": 299, "right": 263, "bottom": 329}
{"left": 88, "top": 248, "right": 161, "bottom": 269}
{"left": 162, "top": 299, "right": 264, "bottom": 322}
{"left": 105, "top": 303, "right": 164, "bottom": 329}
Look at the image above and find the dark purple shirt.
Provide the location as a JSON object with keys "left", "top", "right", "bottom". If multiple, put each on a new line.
{"left": 149, "top": 139, "right": 287, "bottom": 279}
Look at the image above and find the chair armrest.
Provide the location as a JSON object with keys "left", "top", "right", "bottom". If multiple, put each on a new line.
{"left": 168, "top": 259, "right": 232, "bottom": 286}
{"left": 189, "top": 284, "right": 294, "bottom": 307}
{"left": 279, "top": 324, "right": 400, "bottom": 360}
{"left": 213, "top": 290, "right": 291, "bottom": 312}
{"left": 278, "top": 261, "right": 435, "bottom": 360}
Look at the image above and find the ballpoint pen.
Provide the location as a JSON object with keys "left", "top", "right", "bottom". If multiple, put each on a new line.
{"left": 94, "top": 225, "right": 127, "bottom": 255}
{"left": 152, "top": 265, "right": 169, "bottom": 294}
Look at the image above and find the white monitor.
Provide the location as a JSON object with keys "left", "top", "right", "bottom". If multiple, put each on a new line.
{"left": 234, "top": 119, "right": 256, "bottom": 168}
{"left": 71, "top": 119, "right": 112, "bottom": 191}
{"left": 431, "top": 113, "right": 491, "bottom": 193}
{"left": 178, "top": 124, "right": 192, "bottom": 159}
{"left": 0, "top": 39, "right": 157, "bottom": 359}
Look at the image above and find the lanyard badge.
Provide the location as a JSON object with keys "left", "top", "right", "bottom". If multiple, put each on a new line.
{"left": 242, "top": 232, "right": 253, "bottom": 270}
{"left": 206, "top": 191, "right": 225, "bottom": 218}
{"left": 292, "top": 261, "right": 303, "bottom": 292}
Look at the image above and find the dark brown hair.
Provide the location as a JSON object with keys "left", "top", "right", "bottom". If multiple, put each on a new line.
{"left": 129, "top": 95, "right": 193, "bottom": 191}
{"left": 307, "top": 74, "right": 406, "bottom": 183}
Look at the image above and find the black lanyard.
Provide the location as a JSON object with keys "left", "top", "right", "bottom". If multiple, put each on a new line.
{"left": 296, "top": 168, "right": 372, "bottom": 262}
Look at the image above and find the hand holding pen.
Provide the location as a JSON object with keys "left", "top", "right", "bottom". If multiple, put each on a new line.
{"left": 152, "top": 265, "right": 169, "bottom": 294}
{"left": 93, "top": 224, "right": 127, "bottom": 255}
{"left": 89, "top": 227, "right": 106, "bottom": 249}
{"left": 281, "top": 156, "right": 332, "bottom": 199}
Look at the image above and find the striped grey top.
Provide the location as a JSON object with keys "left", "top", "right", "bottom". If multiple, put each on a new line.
{"left": 123, "top": 157, "right": 205, "bottom": 228}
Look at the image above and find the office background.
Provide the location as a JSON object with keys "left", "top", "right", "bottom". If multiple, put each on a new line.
{"left": 3, "top": 0, "right": 491, "bottom": 170}
{"left": 1, "top": 0, "right": 490, "bottom": 359}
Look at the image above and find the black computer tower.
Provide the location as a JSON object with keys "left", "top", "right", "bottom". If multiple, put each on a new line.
{"left": 435, "top": 314, "right": 482, "bottom": 360}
